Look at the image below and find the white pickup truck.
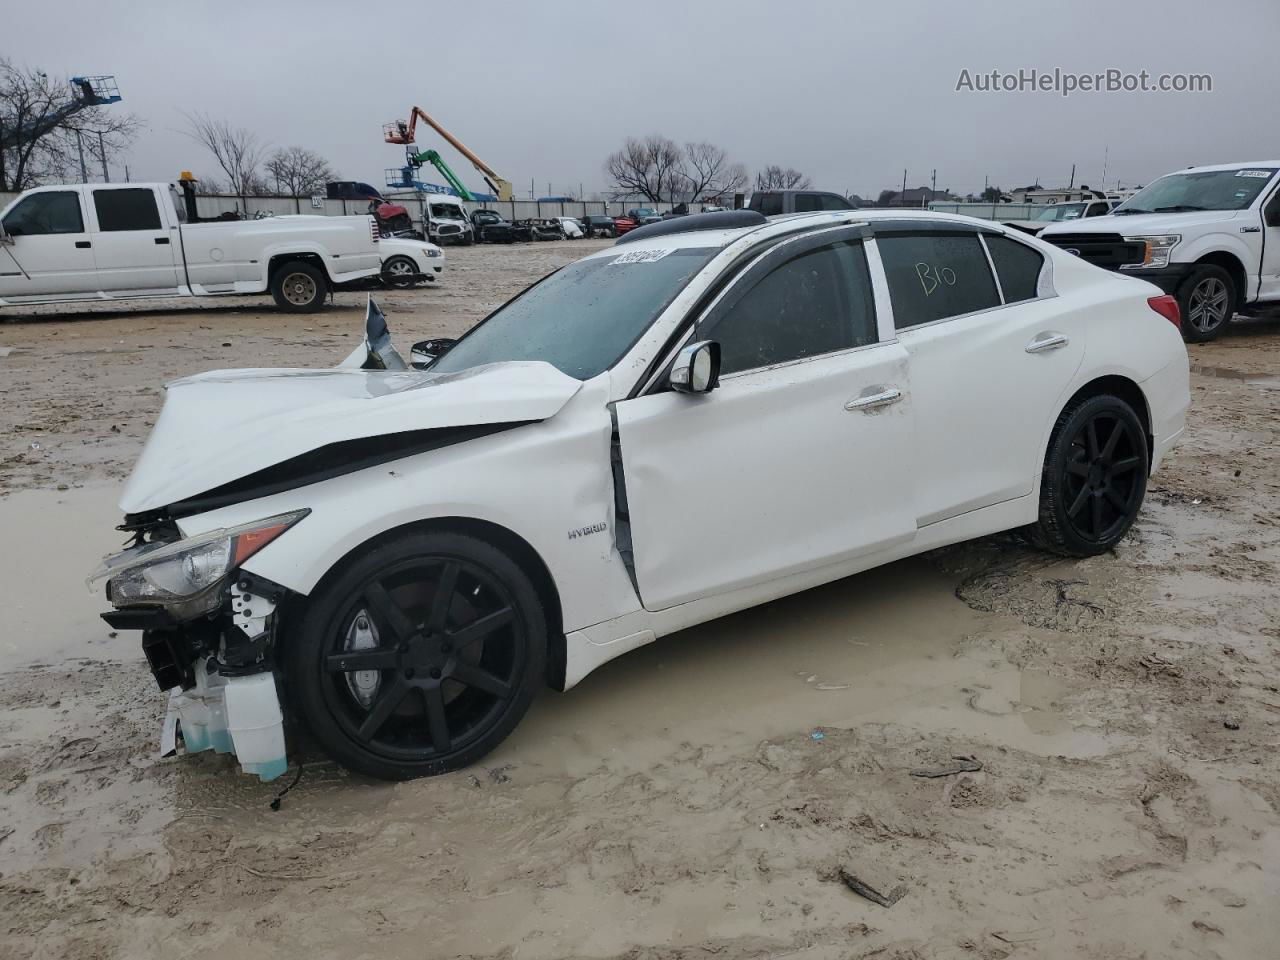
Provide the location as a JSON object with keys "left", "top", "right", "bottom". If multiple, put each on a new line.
{"left": 1040, "top": 161, "right": 1280, "bottom": 341}
{"left": 0, "top": 182, "right": 383, "bottom": 312}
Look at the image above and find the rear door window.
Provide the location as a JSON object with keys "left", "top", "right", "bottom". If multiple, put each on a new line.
{"left": 794, "top": 193, "right": 822, "bottom": 212}
{"left": 876, "top": 231, "right": 1001, "bottom": 328}
{"left": 750, "top": 193, "right": 783, "bottom": 216}
{"left": 93, "top": 189, "right": 162, "bottom": 231}
{"left": 983, "top": 234, "right": 1045, "bottom": 304}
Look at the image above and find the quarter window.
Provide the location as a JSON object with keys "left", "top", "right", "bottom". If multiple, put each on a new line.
{"left": 876, "top": 231, "right": 1001, "bottom": 329}
{"left": 2, "top": 191, "right": 83, "bottom": 235}
{"left": 983, "top": 234, "right": 1045, "bottom": 304}
{"left": 703, "top": 240, "right": 877, "bottom": 375}
{"left": 93, "top": 189, "right": 162, "bottom": 231}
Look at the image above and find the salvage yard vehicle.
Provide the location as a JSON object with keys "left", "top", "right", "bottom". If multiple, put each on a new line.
{"left": 378, "top": 236, "right": 445, "bottom": 286}
{"left": 749, "top": 189, "right": 857, "bottom": 215}
{"left": 554, "top": 216, "right": 584, "bottom": 238}
{"left": 470, "top": 209, "right": 515, "bottom": 243}
{"left": 424, "top": 197, "right": 474, "bottom": 245}
{"left": 581, "top": 215, "right": 617, "bottom": 238}
{"left": 0, "top": 183, "right": 382, "bottom": 312}
{"left": 1040, "top": 161, "right": 1280, "bottom": 342}
{"left": 91, "top": 208, "right": 1189, "bottom": 781}
{"left": 1002, "top": 198, "right": 1116, "bottom": 236}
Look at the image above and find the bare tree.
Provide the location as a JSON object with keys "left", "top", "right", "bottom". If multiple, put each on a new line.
{"left": 681, "top": 142, "right": 748, "bottom": 203}
{"left": 605, "top": 134, "right": 685, "bottom": 202}
{"left": 184, "top": 112, "right": 268, "bottom": 203}
{"left": 265, "top": 146, "right": 335, "bottom": 196}
{"left": 0, "top": 59, "right": 140, "bottom": 191}
{"left": 754, "top": 165, "right": 812, "bottom": 191}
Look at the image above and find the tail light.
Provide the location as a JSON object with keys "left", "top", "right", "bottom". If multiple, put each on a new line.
{"left": 1147, "top": 294, "right": 1180, "bottom": 330}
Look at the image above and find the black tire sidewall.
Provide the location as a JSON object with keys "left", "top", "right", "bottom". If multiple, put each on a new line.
{"left": 1035, "top": 394, "right": 1149, "bottom": 556}
{"left": 1177, "top": 264, "right": 1235, "bottom": 343}
{"left": 285, "top": 530, "right": 547, "bottom": 780}
{"left": 381, "top": 255, "right": 418, "bottom": 286}
{"left": 270, "top": 260, "right": 327, "bottom": 312}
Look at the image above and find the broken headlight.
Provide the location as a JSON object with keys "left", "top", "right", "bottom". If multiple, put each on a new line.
{"left": 88, "top": 510, "right": 308, "bottom": 617}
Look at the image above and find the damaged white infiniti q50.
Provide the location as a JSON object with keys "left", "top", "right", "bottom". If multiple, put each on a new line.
{"left": 91, "top": 209, "right": 1189, "bottom": 781}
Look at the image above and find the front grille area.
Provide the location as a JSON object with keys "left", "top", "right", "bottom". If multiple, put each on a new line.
{"left": 1043, "top": 233, "right": 1146, "bottom": 270}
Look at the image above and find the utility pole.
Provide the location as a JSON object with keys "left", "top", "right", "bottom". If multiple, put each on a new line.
{"left": 1100, "top": 146, "right": 1109, "bottom": 193}
{"left": 901, "top": 168, "right": 907, "bottom": 206}
{"left": 930, "top": 168, "right": 937, "bottom": 206}
{"left": 1068, "top": 163, "right": 1075, "bottom": 189}
{"left": 74, "top": 129, "right": 88, "bottom": 183}
{"left": 98, "top": 131, "right": 109, "bottom": 182}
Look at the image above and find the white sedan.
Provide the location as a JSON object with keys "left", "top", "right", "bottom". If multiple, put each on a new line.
{"left": 377, "top": 236, "right": 445, "bottom": 286}
{"left": 92, "top": 209, "right": 1189, "bottom": 781}
{"left": 554, "top": 216, "right": 585, "bottom": 238}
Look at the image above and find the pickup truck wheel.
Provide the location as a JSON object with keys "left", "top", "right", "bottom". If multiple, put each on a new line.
{"left": 271, "top": 260, "right": 327, "bottom": 312}
{"left": 1178, "top": 265, "right": 1235, "bottom": 342}
{"left": 1029, "top": 394, "right": 1148, "bottom": 557}
{"left": 381, "top": 255, "right": 419, "bottom": 287}
{"left": 287, "top": 531, "right": 547, "bottom": 780}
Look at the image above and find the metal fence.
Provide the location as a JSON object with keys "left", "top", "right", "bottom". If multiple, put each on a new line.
{"left": 0, "top": 189, "right": 706, "bottom": 233}
{"left": 927, "top": 202, "right": 1041, "bottom": 221}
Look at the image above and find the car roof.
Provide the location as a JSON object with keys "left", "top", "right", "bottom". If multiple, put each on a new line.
{"left": 1169, "top": 160, "right": 1280, "bottom": 174}
{"left": 579, "top": 209, "right": 1012, "bottom": 260}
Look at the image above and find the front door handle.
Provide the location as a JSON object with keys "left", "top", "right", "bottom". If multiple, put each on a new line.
{"left": 1026, "top": 332, "right": 1069, "bottom": 353}
{"left": 845, "top": 386, "right": 902, "bottom": 411}
{"left": 154, "top": 236, "right": 170, "bottom": 245}
{"left": 75, "top": 240, "right": 91, "bottom": 249}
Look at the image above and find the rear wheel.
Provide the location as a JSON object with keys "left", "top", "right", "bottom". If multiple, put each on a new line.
{"left": 1178, "top": 264, "right": 1235, "bottom": 342}
{"left": 1029, "top": 394, "right": 1148, "bottom": 556}
{"left": 270, "top": 260, "right": 327, "bottom": 312}
{"left": 287, "top": 531, "right": 546, "bottom": 780}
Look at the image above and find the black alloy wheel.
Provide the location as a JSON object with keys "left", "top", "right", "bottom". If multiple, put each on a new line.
{"left": 1030, "top": 394, "right": 1149, "bottom": 556}
{"left": 288, "top": 532, "right": 546, "bottom": 779}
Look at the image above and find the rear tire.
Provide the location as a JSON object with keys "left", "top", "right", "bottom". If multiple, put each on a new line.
{"left": 270, "top": 260, "right": 327, "bottom": 312}
{"left": 1178, "top": 264, "right": 1235, "bottom": 342}
{"left": 286, "top": 530, "right": 547, "bottom": 780}
{"left": 1029, "top": 394, "right": 1148, "bottom": 556}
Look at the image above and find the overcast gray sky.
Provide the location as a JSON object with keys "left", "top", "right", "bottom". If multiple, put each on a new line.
{"left": 7, "top": 0, "right": 1279, "bottom": 198}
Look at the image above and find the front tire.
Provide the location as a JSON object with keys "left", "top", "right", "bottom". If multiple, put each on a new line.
{"left": 287, "top": 531, "right": 547, "bottom": 780}
{"left": 1029, "top": 394, "right": 1148, "bottom": 556}
{"left": 270, "top": 260, "right": 327, "bottom": 312}
{"left": 380, "top": 255, "right": 419, "bottom": 287}
{"left": 1178, "top": 264, "right": 1235, "bottom": 342}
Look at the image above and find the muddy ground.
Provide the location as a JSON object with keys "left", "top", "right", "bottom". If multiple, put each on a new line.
{"left": 1, "top": 240, "right": 1278, "bottom": 960}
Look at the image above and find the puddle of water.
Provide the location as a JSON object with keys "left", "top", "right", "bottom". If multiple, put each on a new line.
{"left": 1190, "top": 362, "right": 1280, "bottom": 390}
{"left": 0, "top": 484, "right": 137, "bottom": 666}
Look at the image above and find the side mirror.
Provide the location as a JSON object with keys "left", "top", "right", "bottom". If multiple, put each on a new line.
{"left": 410, "top": 337, "right": 456, "bottom": 369}
{"left": 669, "top": 340, "right": 721, "bottom": 394}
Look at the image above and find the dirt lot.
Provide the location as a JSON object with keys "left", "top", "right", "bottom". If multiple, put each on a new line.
{"left": 1, "top": 241, "right": 1279, "bottom": 960}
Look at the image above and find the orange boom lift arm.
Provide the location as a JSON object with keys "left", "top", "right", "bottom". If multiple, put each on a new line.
{"left": 384, "top": 107, "right": 513, "bottom": 202}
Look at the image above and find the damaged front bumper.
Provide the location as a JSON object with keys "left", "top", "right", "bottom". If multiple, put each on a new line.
{"left": 94, "top": 522, "right": 304, "bottom": 782}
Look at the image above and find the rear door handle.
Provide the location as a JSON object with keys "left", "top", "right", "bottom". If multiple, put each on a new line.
{"left": 75, "top": 240, "right": 91, "bottom": 249}
{"left": 154, "top": 237, "right": 170, "bottom": 245}
{"left": 845, "top": 386, "right": 902, "bottom": 411}
{"left": 1026, "top": 332, "right": 1068, "bottom": 353}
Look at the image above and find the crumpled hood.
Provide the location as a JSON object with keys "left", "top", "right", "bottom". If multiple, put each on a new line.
{"left": 1041, "top": 209, "right": 1244, "bottom": 237}
{"left": 120, "top": 361, "right": 582, "bottom": 514}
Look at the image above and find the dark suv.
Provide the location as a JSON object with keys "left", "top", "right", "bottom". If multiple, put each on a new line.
{"left": 581, "top": 215, "right": 618, "bottom": 238}
{"left": 749, "top": 190, "right": 855, "bottom": 215}
{"left": 470, "top": 210, "right": 515, "bottom": 243}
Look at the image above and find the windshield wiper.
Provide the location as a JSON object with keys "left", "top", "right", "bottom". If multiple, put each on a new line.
{"left": 1112, "top": 208, "right": 1150, "bottom": 215}
{"left": 1153, "top": 205, "right": 1206, "bottom": 212}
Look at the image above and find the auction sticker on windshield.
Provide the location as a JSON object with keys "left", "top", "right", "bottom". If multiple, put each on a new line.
{"left": 1235, "top": 169, "right": 1274, "bottom": 178}
{"left": 611, "top": 248, "right": 674, "bottom": 265}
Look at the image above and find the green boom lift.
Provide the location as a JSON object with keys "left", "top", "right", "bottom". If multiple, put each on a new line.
{"left": 407, "top": 148, "right": 474, "bottom": 202}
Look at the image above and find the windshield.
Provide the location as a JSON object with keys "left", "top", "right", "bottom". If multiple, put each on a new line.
{"left": 1115, "top": 168, "right": 1278, "bottom": 214}
{"left": 430, "top": 204, "right": 463, "bottom": 219}
{"left": 431, "top": 246, "right": 718, "bottom": 381}
{"left": 1030, "top": 203, "right": 1088, "bottom": 222}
